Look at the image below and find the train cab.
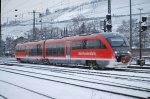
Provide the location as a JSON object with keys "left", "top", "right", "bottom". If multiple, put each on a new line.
{"left": 102, "top": 32, "right": 132, "bottom": 67}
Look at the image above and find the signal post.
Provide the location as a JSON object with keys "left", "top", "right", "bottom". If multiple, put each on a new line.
{"left": 137, "top": 16, "right": 147, "bottom": 66}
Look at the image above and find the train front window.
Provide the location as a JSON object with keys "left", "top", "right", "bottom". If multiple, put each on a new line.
{"left": 107, "top": 36, "right": 129, "bottom": 47}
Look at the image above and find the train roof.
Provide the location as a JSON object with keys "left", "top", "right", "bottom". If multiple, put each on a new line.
{"left": 16, "top": 32, "right": 124, "bottom": 46}
{"left": 98, "top": 32, "right": 124, "bottom": 38}
{"left": 16, "top": 40, "right": 45, "bottom": 46}
{"left": 64, "top": 32, "right": 123, "bottom": 38}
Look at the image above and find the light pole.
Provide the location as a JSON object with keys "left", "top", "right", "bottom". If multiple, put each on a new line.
{"left": 39, "top": 13, "right": 46, "bottom": 40}
{"left": 39, "top": 14, "right": 43, "bottom": 40}
{"left": 138, "top": 8, "right": 143, "bottom": 60}
{"left": 136, "top": 8, "right": 146, "bottom": 66}
{"left": 15, "top": 9, "right": 18, "bottom": 24}
{"left": 0, "top": 12, "right": 2, "bottom": 56}
{"left": 107, "top": 0, "right": 112, "bottom": 32}
{"left": 129, "top": 0, "right": 132, "bottom": 52}
{"left": 108, "top": 0, "right": 111, "bottom": 14}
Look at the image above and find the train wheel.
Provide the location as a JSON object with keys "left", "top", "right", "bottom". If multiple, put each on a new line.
{"left": 42, "top": 59, "right": 49, "bottom": 65}
{"left": 17, "top": 58, "right": 21, "bottom": 63}
{"left": 88, "top": 61, "right": 98, "bottom": 70}
{"left": 89, "top": 61, "right": 94, "bottom": 70}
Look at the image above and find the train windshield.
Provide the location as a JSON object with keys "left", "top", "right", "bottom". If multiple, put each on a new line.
{"left": 107, "top": 36, "right": 129, "bottom": 47}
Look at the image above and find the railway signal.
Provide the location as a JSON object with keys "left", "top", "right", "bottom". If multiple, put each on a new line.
{"left": 137, "top": 15, "right": 147, "bottom": 66}
{"left": 106, "top": 14, "right": 112, "bottom": 32}
{"left": 141, "top": 16, "right": 147, "bottom": 31}
{"left": 102, "top": 14, "right": 112, "bottom": 32}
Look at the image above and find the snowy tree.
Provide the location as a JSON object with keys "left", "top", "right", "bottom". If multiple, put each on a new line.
{"left": 117, "top": 19, "right": 150, "bottom": 48}
{"left": 70, "top": 15, "right": 86, "bottom": 35}
{"left": 143, "top": 16, "right": 150, "bottom": 48}
{"left": 86, "top": 21, "right": 99, "bottom": 33}
{"left": 117, "top": 19, "right": 138, "bottom": 48}
{"left": 27, "top": 27, "right": 40, "bottom": 41}
{"left": 5, "top": 37, "right": 14, "bottom": 51}
{"left": 67, "top": 17, "right": 100, "bottom": 36}
{"left": 0, "top": 40, "right": 5, "bottom": 56}
{"left": 79, "top": 22, "right": 87, "bottom": 34}
{"left": 4, "top": 37, "right": 16, "bottom": 56}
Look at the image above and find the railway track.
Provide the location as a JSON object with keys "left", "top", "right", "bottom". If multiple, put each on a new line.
{"left": 0, "top": 65, "right": 150, "bottom": 99}
{"left": 1, "top": 59, "right": 150, "bottom": 73}
{"left": 114, "top": 67, "right": 150, "bottom": 73}
{"left": 0, "top": 94, "right": 7, "bottom": 99}
{"left": 0, "top": 80, "right": 55, "bottom": 99}
{"left": 1, "top": 66, "right": 150, "bottom": 92}
{"left": 2, "top": 62, "right": 150, "bottom": 83}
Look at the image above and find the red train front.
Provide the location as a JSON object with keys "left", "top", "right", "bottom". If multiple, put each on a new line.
{"left": 15, "top": 32, "right": 131, "bottom": 69}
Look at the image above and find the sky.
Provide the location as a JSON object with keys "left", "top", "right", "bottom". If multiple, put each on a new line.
{"left": 2, "top": 0, "right": 150, "bottom": 24}
{"left": 1, "top": 0, "right": 89, "bottom": 24}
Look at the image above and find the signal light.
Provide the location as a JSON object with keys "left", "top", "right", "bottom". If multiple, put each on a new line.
{"left": 141, "top": 24, "right": 147, "bottom": 31}
{"left": 142, "top": 17, "right": 147, "bottom": 22}
{"left": 107, "top": 24, "right": 112, "bottom": 30}
{"left": 106, "top": 14, "right": 111, "bottom": 20}
{"left": 103, "top": 14, "right": 112, "bottom": 32}
{"left": 141, "top": 16, "right": 147, "bottom": 31}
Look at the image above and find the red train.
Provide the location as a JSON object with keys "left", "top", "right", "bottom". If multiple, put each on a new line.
{"left": 15, "top": 33, "right": 131, "bottom": 69}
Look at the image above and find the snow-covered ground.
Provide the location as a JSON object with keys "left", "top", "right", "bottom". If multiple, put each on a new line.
{"left": 0, "top": 58, "right": 150, "bottom": 99}
{"left": 130, "top": 57, "right": 150, "bottom": 65}
{"left": 0, "top": 69, "right": 134, "bottom": 99}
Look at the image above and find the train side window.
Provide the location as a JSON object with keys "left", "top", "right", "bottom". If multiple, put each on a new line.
{"left": 100, "top": 41, "right": 106, "bottom": 48}
{"left": 53, "top": 44, "right": 56, "bottom": 56}
{"left": 46, "top": 42, "right": 64, "bottom": 56}
{"left": 33, "top": 45, "right": 36, "bottom": 56}
{"left": 86, "top": 39, "right": 106, "bottom": 49}
{"left": 29, "top": 45, "right": 37, "bottom": 56}
{"left": 86, "top": 39, "right": 99, "bottom": 49}
{"left": 46, "top": 45, "right": 49, "bottom": 56}
{"left": 82, "top": 40, "right": 87, "bottom": 49}
{"left": 29, "top": 46, "right": 34, "bottom": 56}
{"left": 16, "top": 46, "right": 26, "bottom": 52}
{"left": 37, "top": 44, "right": 42, "bottom": 56}
{"left": 72, "top": 40, "right": 83, "bottom": 50}
{"left": 16, "top": 46, "right": 19, "bottom": 52}
{"left": 57, "top": 42, "right": 64, "bottom": 56}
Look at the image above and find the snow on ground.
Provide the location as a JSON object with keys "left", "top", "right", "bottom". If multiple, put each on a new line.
{"left": 0, "top": 66, "right": 132, "bottom": 99}
{"left": 0, "top": 58, "right": 150, "bottom": 99}
{"left": 0, "top": 81, "right": 50, "bottom": 99}
{"left": 130, "top": 57, "right": 150, "bottom": 65}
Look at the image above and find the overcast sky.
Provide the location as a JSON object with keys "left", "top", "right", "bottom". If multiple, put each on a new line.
{"left": 1, "top": 0, "right": 88, "bottom": 23}
{"left": 2, "top": 0, "right": 150, "bottom": 24}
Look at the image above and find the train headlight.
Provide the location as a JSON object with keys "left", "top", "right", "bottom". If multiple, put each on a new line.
{"left": 127, "top": 51, "right": 131, "bottom": 55}
{"left": 114, "top": 51, "right": 118, "bottom": 55}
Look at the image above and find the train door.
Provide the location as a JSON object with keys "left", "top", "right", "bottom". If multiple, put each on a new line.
{"left": 66, "top": 41, "right": 70, "bottom": 64}
{"left": 26, "top": 46, "right": 28, "bottom": 57}
{"left": 25, "top": 46, "right": 29, "bottom": 62}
